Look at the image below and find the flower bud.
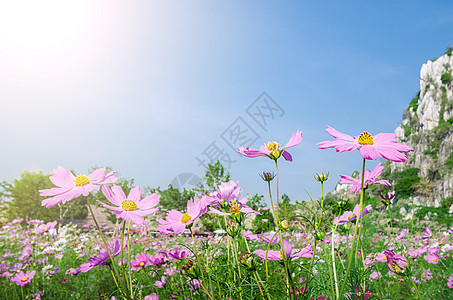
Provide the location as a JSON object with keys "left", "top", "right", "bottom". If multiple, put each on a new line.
{"left": 280, "top": 220, "right": 289, "bottom": 230}
{"left": 260, "top": 172, "right": 276, "bottom": 182}
{"left": 314, "top": 173, "right": 329, "bottom": 182}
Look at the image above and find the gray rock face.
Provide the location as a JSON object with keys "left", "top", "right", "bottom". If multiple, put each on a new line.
{"left": 392, "top": 51, "right": 453, "bottom": 206}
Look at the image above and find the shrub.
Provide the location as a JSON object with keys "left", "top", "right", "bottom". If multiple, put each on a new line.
{"left": 446, "top": 151, "right": 453, "bottom": 168}
{"left": 407, "top": 92, "right": 420, "bottom": 113}
{"left": 394, "top": 167, "right": 420, "bottom": 198}
{"left": 441, "top": 72, "right": 452, "bottom": 85}
{"left": 445, "top": 46, "right": 453, "bottom": 57}
{"left": 415, "top": 206, "right": 453, "bottom": 227}
{"left": 441, "top": 196, "right": 453, "bottom": 209}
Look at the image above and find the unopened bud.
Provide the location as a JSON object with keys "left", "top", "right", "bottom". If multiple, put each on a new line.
{"left": 280, "top": 220, "right": 289, "bottom": 230}
{"left": 260, "top": 172, "right": 276, "bottom": 182}
{"left": 314, "top": 173, "right": 329, "bottom": 182}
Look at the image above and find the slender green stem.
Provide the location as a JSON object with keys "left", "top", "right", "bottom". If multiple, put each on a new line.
{"left": 331, "top": 227, "right": 339, "bottom": 300}
{"left": 85, "top": 196, "right": 123, "bottom": 294}
{"left": 190, "top": 228, "right": 213, "bottom": 300}
{"left": 410, "top": 276, "right": 422, "bottom": 300}
{"left": 322, "top": 241, "right": 335, "bottom": 299}
{"left": 340, "top": 158, "right": 366, "bottom": 296}
{"left": 127, "top": 221, "right": 133, "bottom": 299}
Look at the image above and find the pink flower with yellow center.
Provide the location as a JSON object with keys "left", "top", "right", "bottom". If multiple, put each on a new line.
{"left": 317, "top": 125, "right": 414, "bottom": 162}
{"left": 98, "top": 185, "right": 160, "bottom": 226}
{"left": 253, "top": 239, "right": 313, "bottom": 261}
{"left": 11, "top": 270, "right": 35, "bottom": 286}
{"left": 237, "top": 131, "right": 303, "bottom": 161}
{"left": 157, "top": 198, "right": 206, "bottom": 234}
{"left": 339, "top": 163, "right": 390, "bottom": 194}
{"left": 40, "top": 166, "right": 118, "bottom": 208}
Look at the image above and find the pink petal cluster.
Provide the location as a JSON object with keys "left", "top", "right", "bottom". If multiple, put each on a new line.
{"left": 253, "top": 239, "right": 312, "bottom": 261}
{"left": 238, "top": 131, "right": 303, "bottom": 161}
{"left": 40, "top": 167, "right": 118, "bottom": 208}
{"left": 339, "top": 163, "right": 390, "bottom": 194}
{"left": 98, "top": 185, "right": 160, "bottom": 226}
{"left": 334, "top": 204, "right": 372, "bottom": 225}
{"left": 11, "top": 270, "right": 35, "bottom": 286}
{"left": 383, "top": 249, "right": 408, "bottom": 273}
{"left": 34, "top": 221, "right": 57, "bottom": 235}
{"left": 317, "top": 126, "right": 414, "bottom": 162}
{"left": 157, "top": 198, "right": 207, "bottom": 234}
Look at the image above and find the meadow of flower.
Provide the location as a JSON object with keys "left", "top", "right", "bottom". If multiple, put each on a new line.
{"left": 1, "top": 128, "right": 452, "bottom": 300}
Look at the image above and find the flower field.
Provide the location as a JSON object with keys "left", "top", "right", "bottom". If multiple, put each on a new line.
{"left": 1, "top": 128, "right": 452, "bottom": 300}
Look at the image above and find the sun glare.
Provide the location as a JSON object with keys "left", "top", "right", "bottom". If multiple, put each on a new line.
{"left": 0, "top": 1, "right": 97, "bottom": 53}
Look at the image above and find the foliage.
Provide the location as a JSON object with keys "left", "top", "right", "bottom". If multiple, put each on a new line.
{"left": 393, "top": 167, "right": 420, "bottom": 198}
{"left": 249, "top": 194, "right": 274, "bottom": 233}
{"left": 445, "top": 46, "right": 453, "bottom": 56}
{"left": 440, "top": 196, "right": 453, "bottom": 209}
{"left": 407, "top": 91, "right": 420, "bottom": 113}
{"left": 151, "top": 185, "right": 195, "bottom": 212}
{"left": 441, "top": 72, "right": 452, "bottom": 85}
{"left": 446, "top": 151, "right": 453, "bottom": 168}
{"left": 197, "top": 160, "right": 230, "bottom": 192}
{"left": 415, "top": 206, "right": 453, "bottom": 227}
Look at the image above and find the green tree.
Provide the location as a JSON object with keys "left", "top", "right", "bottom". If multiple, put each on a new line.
{"left": 1, "top": 170, "right": 60, "bottom": 222}
{"left": 195, "top": 161, "right": 231, "bottom": 232}
{"left": 196, "top": 160, "right": 230, "bottom": 192}
{"left": 151, "top": 185, "right": 196, "bottom": 212}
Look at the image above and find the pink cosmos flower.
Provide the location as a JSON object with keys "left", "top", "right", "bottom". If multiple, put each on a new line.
{"left": 210, "top": 181, "right": 242, "bottom": 203}
{"left": 424, "top": 250, "right": 440, "bottom": 264}
{"left": 334, "top": 204, "right": 372, "bottom": 225}
{"left": 237, "top": 130, "right": 303, "bottom": 161}
{"left": 98, "top": 185, "right": 160, "bottom": 226}
{"left": 447, "top": 274, "right": 453, "bottom": 288}
{"left": 168, "top": 248, "right": 188, "bottom": 260}
{"left": 421, "top": 226, "right": 432, "bottom": 240}
{"left": 131, "top": 253, "right": 149, "bottom": 269}
{"left": 157, "top": 198, "right": 206, "bottom": 234}
{"left": 11, "top": 270, "right": 35, "bottom": 286}
{"left": 209, "top": 197, "right": 259, "bottom": 216}
{"left": 408, "top": 248, "right": 420, "bottom": 258}
{"left": 40, "top": 166, "right": 118, "bottom": 208}
{"left": 253, "top": 239, "right": 313, "bottom": 261}
{"left": 347, "top": 284, "right": 371, "bottom": 299}
{"left": 383, "top": 249, "right": 408, "bottom": 273}
{"left": 154, "top": 276, "right": 166, "bottom": 288}
{"left": 339, "top": 163, "right": 390, "bottom": 194}
{"left": 34, "top": 221, "right": 58, "bottom": 235}
{"left": 144, "top": 294, "right": 159, "bottom": 300}
{"left": 317, "top": 125, "right": 414, "bottom": 162}
{"left": 80, "top": 240, "right": 123, "bottom": 273}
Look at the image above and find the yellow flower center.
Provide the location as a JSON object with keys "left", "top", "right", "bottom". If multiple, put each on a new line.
{"left": 348, "top": 214, "right": 356, "bottom": 220}
{"left": 21, "top": 276, "right": 28, "bottom": 282}
{"left": 43, "top": 227, "right": 48, "bottom": 231}
{"left": 383, "top": 255, "right": 387, "bottom": 260}
{"left": 230, "top": 204, "right": 241, "bottom": 214}
{"left": 121, "top": 200, "right": 137, "bottom": 211}
{"left": 392, "top": 262, "right": 404, "bottom": 272}
{"left": 139, "top": 262, "right": 145, "bottom": 266}
{"left": 358, "top": 131, "right": 374, "bottom": 145}
{"left": 433, "top": 258, "right": 437, "bottom": 262}
{"left": 180, "top": 213, "right": 192, "bottom": 224}
{"left": 74, "top": 175, "right": 90, "bottom": 186}
{"left": 266, "top": 141, "right": 281, "bottom": 158}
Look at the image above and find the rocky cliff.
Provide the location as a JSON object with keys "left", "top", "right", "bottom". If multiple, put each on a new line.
{"left": 391, "top": 48, "right": 453, "bottom": 207}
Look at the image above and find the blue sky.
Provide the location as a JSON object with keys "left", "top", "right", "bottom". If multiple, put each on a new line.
{"left": 1, "top": 1, "right": 452, "bottom": 203}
